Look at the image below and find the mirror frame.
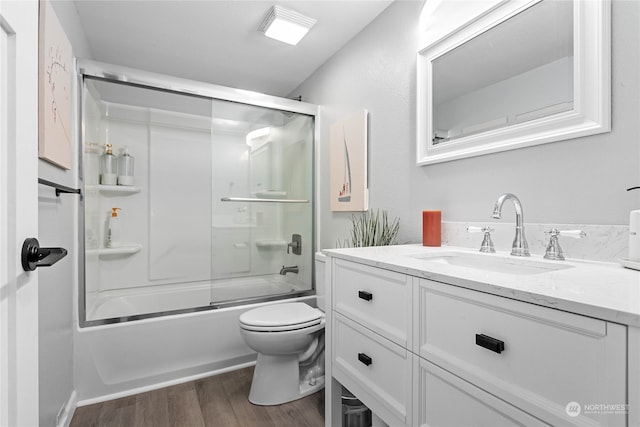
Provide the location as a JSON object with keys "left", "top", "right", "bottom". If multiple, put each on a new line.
{"left": 416, "top": 0, "right": 611, "bottom": 166}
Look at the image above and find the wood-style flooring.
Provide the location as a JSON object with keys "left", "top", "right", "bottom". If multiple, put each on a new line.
{"left": 70, "top": 366, "right": 325, "bottom": 427}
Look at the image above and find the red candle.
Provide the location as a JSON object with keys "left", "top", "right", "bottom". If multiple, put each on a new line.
{"left": 422, "top": 210, "right": 441, "bottom": 247}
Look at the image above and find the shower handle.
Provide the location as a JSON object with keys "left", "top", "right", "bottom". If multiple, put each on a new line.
{"left": 287, "top": 234, "right": 302, "bottom": 255}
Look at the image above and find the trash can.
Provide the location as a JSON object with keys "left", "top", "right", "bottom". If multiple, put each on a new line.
{"left": 342, "top": 388, "right": 372, "bottom": 427}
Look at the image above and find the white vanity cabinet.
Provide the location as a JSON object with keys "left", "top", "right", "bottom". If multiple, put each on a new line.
{"left": 326, "top": 256, "right": 630, "bottom": 427}
{"left": 330, "top": 258, "right": 413, "bottom": 426}
{"left": 414, "top": 279, "right": 626, "bottom": 427}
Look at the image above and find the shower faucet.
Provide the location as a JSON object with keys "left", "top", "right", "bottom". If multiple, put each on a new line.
{"left": 280, "top": 265, "right": 299, "bottom": 275}
{"left": 287, "top": 234, "right": 302, "bottom": 255}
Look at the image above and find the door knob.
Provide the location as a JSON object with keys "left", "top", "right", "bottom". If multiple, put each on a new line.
{"left": 21, "top": 238, "right": 68, "bottom": 271}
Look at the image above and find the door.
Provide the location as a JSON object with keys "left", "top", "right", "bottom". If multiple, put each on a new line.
{"left": 0, "top": 1, "right": 40, "bottom": 426}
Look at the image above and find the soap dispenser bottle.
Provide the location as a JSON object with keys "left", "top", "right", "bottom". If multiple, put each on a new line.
{"left": 100, "top": 143, "right": 117, "bottom": 185}
{"left": 117, "top": 146, "right": 135, "bottom": 186}
{"left": 106, "top": 208, "right": 122, "bottom": 248}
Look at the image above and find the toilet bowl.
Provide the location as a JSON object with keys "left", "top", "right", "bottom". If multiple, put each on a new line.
{"left": 239, "top": 253, "right": 327, "bottom": 405}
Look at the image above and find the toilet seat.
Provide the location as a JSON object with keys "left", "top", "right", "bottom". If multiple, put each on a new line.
{"left": 239, "top": 302, "right": 323, "bottom": 332}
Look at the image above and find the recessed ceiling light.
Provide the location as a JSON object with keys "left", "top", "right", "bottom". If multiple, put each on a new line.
{"left": 259, "top": 5, "right": 316, "bottom": 46}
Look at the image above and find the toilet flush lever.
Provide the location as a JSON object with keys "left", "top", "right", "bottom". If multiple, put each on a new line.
{"left": 287, "top": 234, "right": 302, "bottom": 255}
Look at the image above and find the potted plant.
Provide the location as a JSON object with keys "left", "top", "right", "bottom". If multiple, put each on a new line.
{"left": 339, "top": 209, "right": 400, "bottom": 248}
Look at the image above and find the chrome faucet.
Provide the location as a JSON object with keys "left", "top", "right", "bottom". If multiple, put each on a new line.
{"left": 492, "top": 193, "right": 530, "bottom": 257}
{"left": 279, "top": 265, "right": 299, "bottom": 275}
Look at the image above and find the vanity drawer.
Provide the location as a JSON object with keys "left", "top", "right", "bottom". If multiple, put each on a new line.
{"left": 332, "top": 312, "right": 412, "bottom": 426}
{"left": 413, "top": 355, "right": 550, "bottom": 427}
{"left": 332, "top": 258, "right": 411, "bottom": 347}
{"left": 416, "top": 279, "right": 627, "bottom": 427}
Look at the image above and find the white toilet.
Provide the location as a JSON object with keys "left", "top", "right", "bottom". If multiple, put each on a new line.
{"left": 239, "top": 253, "right": 326, "bottom": 405}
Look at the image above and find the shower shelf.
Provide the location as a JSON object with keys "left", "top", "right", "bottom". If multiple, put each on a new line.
{"left": 255, "top": 239, "right": 288, "bottom": 249}
{"left": 87, "top": 244, "right": 142, "bottom": 257}
{"left": 86, "top": 185, "right": 141, "bottom": 195}
{"left": 221, "top": 197, "right": 308, "bottom": 203}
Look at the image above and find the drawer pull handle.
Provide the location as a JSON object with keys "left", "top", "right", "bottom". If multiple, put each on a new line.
{"left": 476, "top": 334, "right": 505, "bottom": 354}
{"left": 358, "top": 290, "right": 373, "bottom": 301}
{"left": 358, "top": 352, "right": 373, "bottom": 366}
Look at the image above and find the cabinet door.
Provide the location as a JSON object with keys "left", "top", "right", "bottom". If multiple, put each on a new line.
{"left": 416, "top": 279, "right": 627, "bottom": 426}
{"left": 413, "top": 356, "right": 550, "bottom": 427}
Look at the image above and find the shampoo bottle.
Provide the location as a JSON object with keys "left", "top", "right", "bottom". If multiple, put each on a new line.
{"left": 100, "top": 143, "right": 117, "bottom": 185}
{"left": 117, "top": 146, "right": 135, "bottom": 186}
{"left": 106, "top": 208, "right": 122, "bottom": 248}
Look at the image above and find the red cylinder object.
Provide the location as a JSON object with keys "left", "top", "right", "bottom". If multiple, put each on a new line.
{"left": 422, "top": 210, "right": 441, "bottom": 247}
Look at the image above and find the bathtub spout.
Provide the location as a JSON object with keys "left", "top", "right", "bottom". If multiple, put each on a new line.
{"left": 279, "top": 265, "right": 299, "bottom": 275}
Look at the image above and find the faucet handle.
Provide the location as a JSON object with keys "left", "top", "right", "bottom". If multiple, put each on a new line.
{"left": 556, "top": 229, "right": 587, "bottom": 239}
{"left": 544, "top": 228, "right": 586, "bottom": 260}
{"left": 467, "top": 226, "right": 495, "bottom": 253}
{"left": 467, "top": 226, "right": 494, "bottom": 233}
{"left": 287, "top": 234, "right": 302, "bottom": 255}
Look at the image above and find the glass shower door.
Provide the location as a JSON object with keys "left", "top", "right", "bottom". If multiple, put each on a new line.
{"left": 209, "top": 100, "right": 314, "bottom": 306}
{"left": 81, "top": 73, "right": 315, "bottom": 325}
{"left": 82, "top": 77, "right": 215, "bottom": 323}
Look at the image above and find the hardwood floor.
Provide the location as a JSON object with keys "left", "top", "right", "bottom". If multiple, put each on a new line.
{"left": 70, "top": 366, "right": 325, "bottom": 427}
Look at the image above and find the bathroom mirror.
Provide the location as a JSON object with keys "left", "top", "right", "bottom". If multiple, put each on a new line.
{"left": 416, "top": 0, "right": 610, "bottom": 165}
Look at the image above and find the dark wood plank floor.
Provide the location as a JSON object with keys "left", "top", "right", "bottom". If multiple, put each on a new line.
{"left": 70, "top": 366, "right": 325, "bottom": 427}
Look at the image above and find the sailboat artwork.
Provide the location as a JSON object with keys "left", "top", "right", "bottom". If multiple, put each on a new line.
{"left": 338, "top": 133, "right": 351, "bottom": 203}
{"left": 330, "top": 110, "right": 368, "bottom": 212}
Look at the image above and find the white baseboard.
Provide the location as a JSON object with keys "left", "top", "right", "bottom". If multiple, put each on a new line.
{"left": 57, "top": 390, "right": 77, "bottom": 427}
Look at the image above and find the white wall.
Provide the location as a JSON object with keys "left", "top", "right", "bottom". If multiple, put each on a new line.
{"left": 39, "top": 1, "right": 93, "bottom": 426}
{"left": 292, "top": 0, "right": 640, "bottom": 251}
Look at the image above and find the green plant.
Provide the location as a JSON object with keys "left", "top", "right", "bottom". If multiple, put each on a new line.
{"left": 339, "top": 209, "right": 400, "bottom": 248}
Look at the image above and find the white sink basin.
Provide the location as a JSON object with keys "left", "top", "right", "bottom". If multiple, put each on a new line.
{"left": 410, "top": 251, "right": 574, "bottom": 276}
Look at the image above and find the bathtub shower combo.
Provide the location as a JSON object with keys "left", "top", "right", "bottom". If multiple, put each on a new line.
{"left": 75, "top": 61, "right": 318, "bottom": 402}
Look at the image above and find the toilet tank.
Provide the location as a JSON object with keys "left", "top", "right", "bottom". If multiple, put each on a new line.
{"left": 314, "top": 252, "right": 327, "bottom": 311}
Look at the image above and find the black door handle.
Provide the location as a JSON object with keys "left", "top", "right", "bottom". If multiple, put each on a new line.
{"left": 476, "top": 334, "right": 505, "bottom": 354}
{"left": 358, "top": 352, "right": 372, "bottom": 366}
{"left": 358, "top": 290, "right": 373, "bottom": 301}
{"left": 21, "top": 238, "right": 67, "bottom": 271}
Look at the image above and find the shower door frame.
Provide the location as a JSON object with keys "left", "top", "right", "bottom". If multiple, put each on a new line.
{"left": 77, "top": 59, "right": 319, "bottom": 327}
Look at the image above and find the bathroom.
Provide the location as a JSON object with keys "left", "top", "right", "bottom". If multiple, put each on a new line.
{"left": 1, "top": 0, "right": 639, "bottom": 426}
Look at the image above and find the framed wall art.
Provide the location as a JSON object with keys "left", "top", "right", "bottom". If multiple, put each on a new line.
{"left": 330, "top": 110, "right": 368, "bottom": 212}
{"left": 39, "top": 0, "right": 73, "bottom": 169}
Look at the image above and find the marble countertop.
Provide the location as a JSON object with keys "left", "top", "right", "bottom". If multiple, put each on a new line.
{"left": 323, "top": 244, "right": 640, "bottom": 327}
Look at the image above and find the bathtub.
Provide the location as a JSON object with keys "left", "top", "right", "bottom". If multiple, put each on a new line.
{"left": 75, "top": 290, "right": 316, "bottom": 405}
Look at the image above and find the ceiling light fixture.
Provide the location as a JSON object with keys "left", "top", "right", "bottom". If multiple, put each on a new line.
{"left": 259, "top": 5, "right": 316, "bottom": 46}
{"left": 246, "top": 127, "right": 271, "bottom": 147}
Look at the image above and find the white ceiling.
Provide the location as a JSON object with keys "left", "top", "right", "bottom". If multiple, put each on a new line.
{"left": 74, "top": 0, "right": 394, "bottom": 98}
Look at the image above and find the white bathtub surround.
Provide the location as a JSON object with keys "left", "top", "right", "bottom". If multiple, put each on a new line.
{"left": 442, "top": 221, "right": 628, "bottom": 263}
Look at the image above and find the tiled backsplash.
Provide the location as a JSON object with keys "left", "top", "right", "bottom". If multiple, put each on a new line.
{"left": 441, "top": 222, "right": 628, "bottom": 263}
